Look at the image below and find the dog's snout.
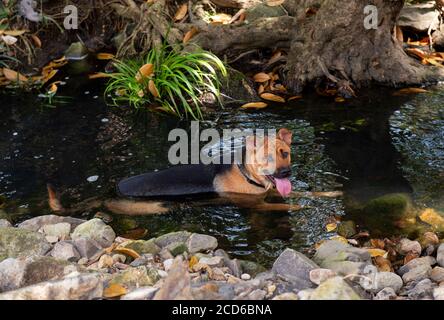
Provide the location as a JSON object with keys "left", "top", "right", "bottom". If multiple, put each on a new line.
{"left": 278, "top": 167, "right": 292, "bottom": 178}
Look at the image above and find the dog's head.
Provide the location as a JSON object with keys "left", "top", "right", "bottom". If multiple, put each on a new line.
{"left": 244, "top": 128, "right": 293, "bottom": 197}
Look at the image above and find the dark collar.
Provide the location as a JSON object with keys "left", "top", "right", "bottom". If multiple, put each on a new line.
{"left": 237, "top": 164, "right": 266, "bottom": 189}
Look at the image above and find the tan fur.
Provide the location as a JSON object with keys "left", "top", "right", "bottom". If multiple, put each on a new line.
{"left": 104, "top": 199, "right": 168, "bottom": 215}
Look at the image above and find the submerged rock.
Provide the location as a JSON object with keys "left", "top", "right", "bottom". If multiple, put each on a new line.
{"left": 272, "top": 248, "right": 318, "bottom": 289}
{"left": 71, "top": 218, "right": 116, "bottom": 248}
{"left": 309, "top": 277, "right": 361, "bottom": 300}
{"left": 0, "top": 227, "right": 51, "bottom": 262}
{"left": 123, "top": 239, "right": 161, "bottom": 255}
{"left": 186, "top": 234, "right": 218, "bottom": 253}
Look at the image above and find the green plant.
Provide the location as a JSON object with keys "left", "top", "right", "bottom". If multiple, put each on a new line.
{"left": 105, "top": 44, "right": 227, "bottom": 119}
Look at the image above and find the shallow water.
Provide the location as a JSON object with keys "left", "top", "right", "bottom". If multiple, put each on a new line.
{"left": 1, "top": 70, "right": 443, "bottom": 265}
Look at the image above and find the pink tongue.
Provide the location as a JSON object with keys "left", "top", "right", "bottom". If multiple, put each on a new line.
{"left": 275, "top": 178, "right": 292, "bottom": 197}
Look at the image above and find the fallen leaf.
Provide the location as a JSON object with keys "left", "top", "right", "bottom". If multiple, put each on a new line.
{"left": 137, "top": 89, "right": 145, "bottom": 98}
{"left": 31, "top": 34, "right": 41, "bottom": 48}
{"left": 2, "top": 29, "right": 27, "bottom": 36}
{"left": 183, "top": 27, "right": 198, "bottom": 44}
{"left": 419, "top": 208, "right": 444, "bottom": 230}
{"left": 3, "top": 68, "right": 28, "bottom": 82}
{"left": 326, "top": 222, "right": 337, "bottom": 232}
{"left": 288, "top": 95, "right": 302, "bottom": 101}
{"left": 335, "top": 96, "right": 345, "bottom": 103}
{"left": 136, "top": 63, "right": 154, "bottom": 82}
{"left": 266, "top": 0, "right": 285, "bottom": 6}
{"left": 253, "top": 72, "right": 271, "bottom": 82}
{"left": 47, "top": 82, "right": 58, "bottom": 94}
{"left": 113, "top": 246, "right": 141, "bottom": 259}
{"left": 260, "top": 92, "right": 285, "bottom": 103}
{"left": 241, "top": 102, "right": 268, "bottom": 109}
{"left": 189, "top": 256, "right": 199, "bottom": 269}
{"left": 268, "top": 51, "right": 282, "bottom": 65}
{"left": 393, "top": 87, "right": 428, "bottom": 95}
{"left": 42, "top": 69, "right": 58, "bottom": 83}
{"left": 88, "top": 72, "right": 116, "bottom": 79}
{"left": 374, "top": 256, "right": 392, "bottom": 272}
{"left": 367, "top": 248, "right": 388, "bottom": 258}
{"left": 103, "top": 284, "right": 127, "bottom": 298}
{"left": 423, "top": 57, "right": 444, "bottom": 68}
{"left": 370, "top": 239, "right": 385, "bottom": 250}
{"left": 1, "top": 35, "right": 17, "bottom": 45}
{"left": 257, "top": 84, "right": 265, "bottom": 95}
{"left": 96, "top": 53, "right": 115, "bottom": 60}
{"left": 405, "top": 48, "right": 427, "bottom": 60}
{"left": 404, "top": 252, "right": 419, "bottom": 264}
{"left": 174, "top": 4, "right": 188, "bottom": 21}
{"left": 148, "top": 79, "right": 159, "bottom": 97}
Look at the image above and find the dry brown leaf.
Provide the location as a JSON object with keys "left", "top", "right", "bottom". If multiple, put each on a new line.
{"left": 174, "top": 4, "right": 188, "bottom": 21}
{"left": 241, "top": 102, "right": 268, "bottom": 109}
{"left": 367, "top": 248, "right": 388, "bottom": 258}
{"left": 96, "top": 53, "right": 115, "bottom": 60}
{"left": 148, "top": 79, "right": 159, "bottom": 97}
{"left": 268, "top": 51, "right": 282, "bottom": 65}
{"left": 88, "top": 72, "right": 116, "bottom": 79}
{"left": 1, "top": 35, "right": 17, "bottom": 45}
{"left": 48, "top": 81, "right": 61, "bottom": 94}
{"left": 183, "top": 27, "right": 198, "bottom": 44}
{"left": 136, "top": 63, "right": 154, "bottom": 82}
{"left": 42, "top": 69, "right": 58, "bottom": 83}
{"left": 2, "top": 29, "right": 27, "bottom": 36}
{"left": 404, "top": 252, "right": 419, "bottom": 264}
{"left": 288, "top": 95, "right": 302, "bottom": 101}
{"left": 423, "top": 57, "right": 444, "bottom": 67}
{"left": 257, "top": 84, "right": 265, "bottom": 95}
{"left": 405, "top": 48, "right": 427, "bottom": 60}
{"left": 3, "top": 68, "right": 28, "bottom": 82}
{"left": 326, "top": 223, "right": 337, "bottom": 232}
{"left": 393, "top": 87, "right": 428, "bottom": 96}
{"left": 113, "top": 246, "right": 141, "bottom": 259}
{"left": 370, "top": 238, "right": 385, "bottom": 250}
{"left": 260, "top": 93, "right": 285, "bottom": 103}
{"left": 374, "top": 256, "right": 392, "bottom": 272}
{"left": 31, "top": 34, "right": 42, "bottom": 48}
{"left": 266, "top": 0, "right": 285, "bottom": 7}
{"left": 419, "top": 208, "right": 444, "bottom": 229}
{"left": 189, "top": 256, "right": 199, "bottom": 269}
{"left": 103, "top": 284, "right": 127, "bottom": 298}
{"left": 253, "top": 72, "right": 271, "bottom": 82}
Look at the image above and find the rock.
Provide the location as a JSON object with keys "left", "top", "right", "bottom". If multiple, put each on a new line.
{"left": 309, "top": 268, "right": 336, "bottom": 285}
{"left": 363, "top": 193, "right": 413, "bottom": 219}
{"left": 310, "top": 277, "right": 361, "bottom": 300}
{"left": 73, "top": 238, "right": 103, "bottom": 259}
{"left": 71, "top": 218, "right": 115, "bottom": 247}
{"left": 297, "top": 289, "right": 314, "bottom": 300}
{"left": 313, "top": 240, "right": 372, "bottom": 276}
{"left": 214, "top": 249, "right": 241, "bottom": 277}
{"left": 50, "top": 241, "right": 81, "bottom": 262}
{"left": 121, "top": 287, "right": 158, "bottom": 300}
{"left": 419, "top": 232, "right": 439, "bottom": 249}
{"left": 239, "top": 260, "right": 267, "bottom": 277}
{"left": 241, "top": 273, "right": 251, "bottom": 281}
{"left": 18, "top": 215, "right": 85, "bottom": 232}
{"left": 374, "top": 287, "right": 397, "bottom": 300}
{"left": 246, "top": 289, "right": 266, "bottom": 300}
{"left": 41, "top": 222, "right": 71, "bottom": 241}
{"left": 45, "top": 235, "right": 59, "bottom": 244}
{"left": 199, "top": 256, "right": 223, "bottom": 267}
{"left": 97, "top": 254, "right": 114, "bottom": 269}
{"left": 371, "top": 272, "right": 403, "bottom": 293}
{"left": 123, "top": 239, "right": 161, "bottom": 255}
{"left": 64, "top": 42, "right": 89, "bottom": 60}
{"left": 398, "top": 238, "right": 422, "bottom": 256}
{"left": 0, "top": 273, "right": 103, "bottom": 300}
{"left": 78, "top": 258, "right": 88, "bottom": 265}
{"left": 337, "top": 221, "right": 357, "bottom": 238}
{"left": 0, "top": 227, "right": 51, "bottom": 262}
{"left": 186, "top": 234, "right": 218, "bottom": 253}
{"left": 433, "top": 287, "right": 444, "bottom": 300}
{"left": 0, "top": 219, "right": 12, "bottom": 228}
{"left": 166, "top": 242, "right": 188, "bottom": 256}
{"left": 272, "top": 248, "right": 319, "bottom": 289}
{"left": 398, "top": 2, "right": 439, "bottom": 32}
{"left": 130, "top": 254, "right": 155, "bottom": 267}
{"left": 221, "top": 68, "right": 260, "bottom": 104}
{"left": 154, "top": 231, "right": 191, "bottom": 248}
{"left": 431, "top": 266, "right": 444, "bottom": 283}
{"left": 110, "top": 266, "right": 160, "bottom": 288}
{"left": 0, "top": 256, "right": 80, "bottom": 292}
{"left": 398, "top": 257, "right": 434, "bottom": 284}
{"left": 159, "top": 248, "right": 174, "bottom": 260}
{"left": 437, "top": 244, "right": 444, "bottom": 267}
{"left": 272, "top": 292, "right": 298, "bottom": 300}
{"left": 163, "top": 258, "right": 174, "bottom": 271}
{"left": 153, "top": 256, "right": 193, "bottom": 300}
{"left": 112, "top": 254, "right": 126, "bottom": 264}
{"left": 405, "top": 278, "right": 436, "bottom": 300}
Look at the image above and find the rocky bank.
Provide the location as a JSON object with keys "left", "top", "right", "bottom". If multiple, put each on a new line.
{"left": 0, "top": 215, "right": 443, "bottom": 300}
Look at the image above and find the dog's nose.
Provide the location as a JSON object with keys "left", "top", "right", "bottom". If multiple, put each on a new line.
{"left": 278, "top": 167, "right": 292, "bottom": 177}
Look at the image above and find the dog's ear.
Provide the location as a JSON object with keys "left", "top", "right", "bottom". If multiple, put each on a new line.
{"left": 278, "top": 128, "right": 292, "bottom": 146}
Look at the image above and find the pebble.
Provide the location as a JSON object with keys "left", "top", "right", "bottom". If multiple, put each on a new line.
{"left": 398, "top": 238, "right": 422, "bottom": 256}
{"left": 431, "top": 266, "right": 444, "bottom": 283}
{"left": 309, "top": 268, "right": 336, "bottom": 285}
{"left": 112, "top": 254, "right": 126, "bottom": 264}
{"left": 241, "top": 273, "right": 251, "bottom": 280}
{"left": 437, "top": 244, "right": 444, "bottom": 267}
{"left": 97, "top": 254, "right": 114, "bottom": 269}
{"left": 433, "top": 287, "right": 444, "bottom": 300}
{"left": 163, "top": 258, "right": 174, "bottom": 271}
{"left": 87, "top": 175, "right": 99, "bottom": 183}
{"left": 374, "top": 287, "right": 397, "bottom": 300}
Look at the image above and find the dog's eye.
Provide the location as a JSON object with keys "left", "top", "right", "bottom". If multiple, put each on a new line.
{"left": 281, "top": 150, "right": 289, "bottom": 159}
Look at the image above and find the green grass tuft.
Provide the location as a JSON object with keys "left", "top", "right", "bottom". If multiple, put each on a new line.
{"left": 104, "top": 44, "right": 227, "bottom": 119}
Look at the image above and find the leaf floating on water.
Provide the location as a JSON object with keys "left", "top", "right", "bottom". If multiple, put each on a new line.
{"left": 241, "top": 102, "right": 268, "bottom": 109}
{"left": 135, "top": 63, "right": 154, "bottom": 82}
{"left": 253, "top": 72, "right": 271, "bottom": 82}
{"left": 266, "top": 0, "right": 285, "bottom": 6}
{"left": 393, "top": 87, "right": 428, "bottom": 96}
{"left": 113, "top": 246, "right": 141, "bottom": 259}
{"left": 260, "top": 92, "right": 285, "bottom": 103}
{"left": 103, "top": 284, "right": 127, "bottom": 298}
{"left": 288, "top": 95, "right": 302, "bottom": 101}
{"left": 3, "top": 68, "right": 28, "bottom": 82}
{"left": 174, "top": 4, "right": 188, "bottom": 21}
{"left": 148, "top": 79, "right": 159, "bottom": 97}
{"left": 335, "top": 96, "right": 345, "bottom": 103}
{"left": 326, "top": 223, "right": 337, "bottom": 232}
{"left": 183, "top": 27, "right": 198, "bottom": 44}
{"left": 96, "top": 53, "right": 115, "bottom": 60}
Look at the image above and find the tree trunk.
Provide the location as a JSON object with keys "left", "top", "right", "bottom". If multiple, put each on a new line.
{"left": 284, "top": 0, "right": 444, "bottom": 92}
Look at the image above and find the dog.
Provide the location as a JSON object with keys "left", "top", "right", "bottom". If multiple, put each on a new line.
{"left": 48, "top": 128, "right": 341, "bottom": 215}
